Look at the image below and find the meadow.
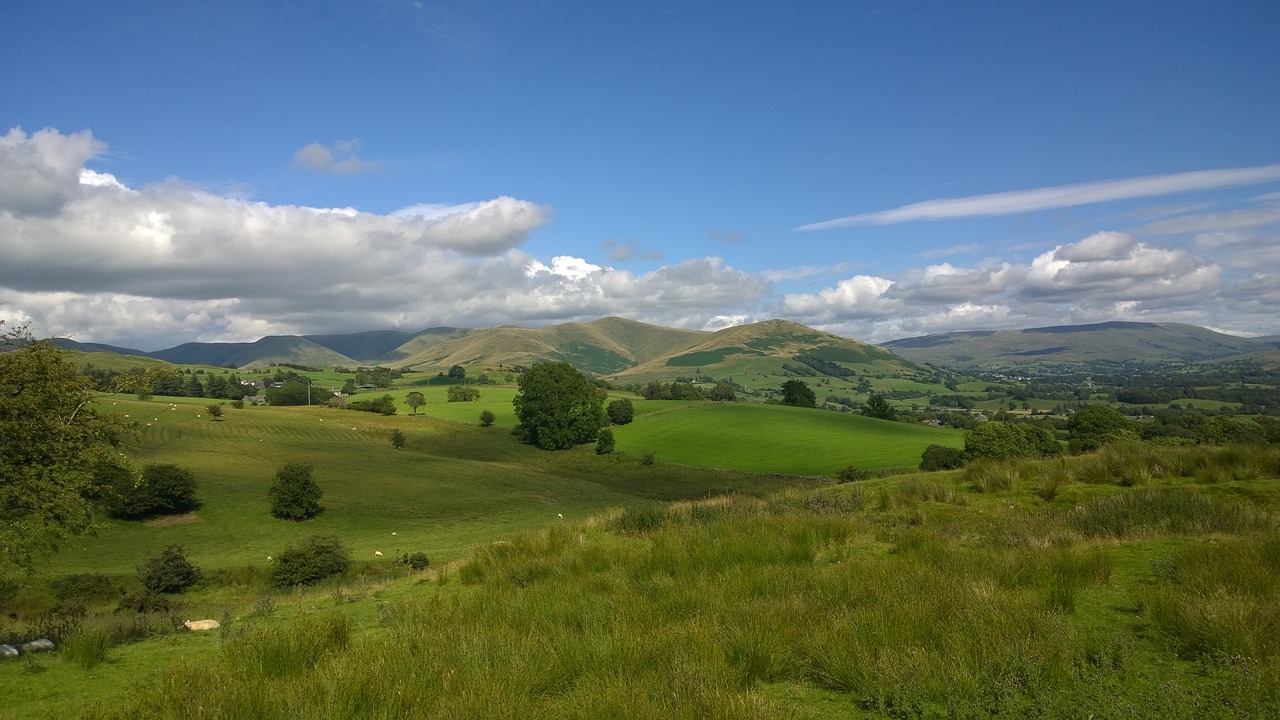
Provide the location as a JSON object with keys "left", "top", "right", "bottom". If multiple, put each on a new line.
{"left": 3, "top": 389, "right": 1278, "bottom": 719}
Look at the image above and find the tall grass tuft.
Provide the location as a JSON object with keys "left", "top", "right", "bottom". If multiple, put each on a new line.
{"left": 61, "top": 625, "right": 113, "bottom": 669}
{"left": 227, "top": 613, "right": 352, "bottom": 678}
{"left": 965, "top": 459, "right": 1020, "bottom": 493}
{"left": 1067, "top": 489, "right": 1275, "bottom": 539}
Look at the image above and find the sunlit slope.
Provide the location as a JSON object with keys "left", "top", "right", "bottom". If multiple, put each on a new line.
{"left": 388, "top": 317, "right": 704, "bottom": 374}
{"left": 613, "top": 401, "right": 963, "bottom": 474}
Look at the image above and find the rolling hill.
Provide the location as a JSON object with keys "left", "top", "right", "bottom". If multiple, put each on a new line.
{"left": 884, "top": 321, "right": 1278, "bottom": 370}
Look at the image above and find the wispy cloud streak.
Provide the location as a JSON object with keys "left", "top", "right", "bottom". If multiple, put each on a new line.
{"left": 797, "top": 164, "right": 1280, "bottom": 231}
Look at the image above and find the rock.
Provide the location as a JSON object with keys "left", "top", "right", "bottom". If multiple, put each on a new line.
{"left": 21, "top": 639, "right": 55, "bottom": 653}
{"left": 183, "top": 619, "right": 221, "bottom": 631}
{"left": 0, "top": 644, "right": 18, "bottom": 658}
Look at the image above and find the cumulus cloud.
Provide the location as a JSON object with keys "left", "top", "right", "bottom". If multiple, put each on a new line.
{"left": 1022, "top": 231, "right": 1220, "bottom": 302}
{"left": 798, "top": 164, "right": 1280, "bottom": 230}
{"left": 291, "top": 139, "right": 381, "bottom": 174}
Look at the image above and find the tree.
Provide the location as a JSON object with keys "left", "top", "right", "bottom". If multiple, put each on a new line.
{"left": 268, "top": 462, "right": 324, "bottom": 520}
{"left": 391, "top": 429, "right": 406, "bottom": 449}
{"left": 1066, "top": 404, "right": 1139, "bottom": 452}
{"left": 270, "top": 534, "right": 351, "bottom": 588}
{"left": 447, "top": 365, "right": 466, "bottom": 379}
{"left": 105, "top": 463, "right": 200, "bottom": 519}
{"left": 512, "top": 362, "right": 607, "bottom": 450}
{"left": 606, "top": 398, "right": 634, "bottom": 425}
{"left": 183, "top": 373, "right": 205, "bottom": 398}
{"left": 447, "top": 385, "right": 480, "bottom": 402}
{"left": 919, "top": 444, "right": 966, "bottom": 471}
{"left": 139, "top": 545, "right": 202, "bottom": 593}
{"left": 780, "top": 380, "right": 816, "bottom": 408}
{"left": 1, "top": 328, "right": 129, "bottom": 572}
{"left": 708, "top": 380, "right": 737, "bottom": 402}
{"left": 206, "top": 403, "right": 223, "bottom": 420}
{"left": 964, "top": 422, "right": 1061, "bottom": 460}
{"left": 596, "top": 428, "right": 616, "bottom": 454}
{"left": 405, "top": 391, "right": 425, "bottom": 415}
{"left": 863, "top": 395, "right": 896, "bottom": 421}
{"left": 479, "top": 410, "right": 496, "bottom": 427}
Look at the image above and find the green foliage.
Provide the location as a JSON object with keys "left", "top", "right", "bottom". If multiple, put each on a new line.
{"left": 447, "top": 385, "right": 480, "bottom": 402}
{"left": 265, "top": 380, "right": 317, "bottom": 406}
{"left": 50, "top": 573, "right": 121, "bottom": 604}
{"left": 919, "top": 444, "right": 965, "bottom": 471}
{"left": 863, "top": 394, "right": 896, "bottom": 420}
{"left": 478, "top": 409, "right": 496, "bottom": 427}
{"left": 0, "top": 330, "right": 128, "bottom": 572}
{"left": 268, "top": 462, "right": 324, "bottom": 521}
{"left": 269, "top": 534, "right": 351, "bottom": 588}
{"left": 835, "top": 466, "right": 871, "bottom": 482}
{"left": 780, "top": 379, "right": 816, "bottom": 408}
{"left": 595, "top": 428, "right": 616, "bottom": 455}
{"left": 104, "top": 463, "right": 199, "bottom": 520}
{"left": 1199, "top": 414, "right": 1268, "bottom": 445}
{"left": 512, "top": 362, "right": 607, "bottom": 450}
{"left": 205, "top": 403, "right": 223, "bottom": 419}
{"left": 404, "top": 552, "right": 430, "bottom": 571}
{"left": 348, "top": 394, "right": 397, "bottom": 415}
{"left": 964, "top": 421, "right": 1061, "bottom": 460}
{"left": 404, "top": 391, "right": 425, "bottom": 415}
{"left": 605, "top": 398, "right": 634, "bottom": 425}
{"left": 390, "top": 429, "right": 406, "bottom": 449}
{"left": 447, "top": 364, "right": 466, "bottom": 379}
{"left": 1066, "top": 404, "right": 1138, "bottom": 452}
{"left": 138, "top": 545, "right": 202, "bottom": 593}
{"left": 708, "top": 379, "right": 737, "bottom": 402}
{"left": 227, "top": 614, "right": 352, "bottom": 677}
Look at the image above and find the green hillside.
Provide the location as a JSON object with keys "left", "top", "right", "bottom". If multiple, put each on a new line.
{"left": 885, "top": 321, "right": 1275, "bottom": 370}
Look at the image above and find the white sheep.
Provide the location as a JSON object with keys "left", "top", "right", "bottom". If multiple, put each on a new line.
{"left": 374, "top": 551, "right": 383, "bottom": 557}
{"left": 266, "top": 556, "right": 272, "bottom": 562}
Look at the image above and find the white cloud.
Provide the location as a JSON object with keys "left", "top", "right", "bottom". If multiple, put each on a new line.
{"left": 798, "top": 164, "right": 1280, "bottom": 230}
{"left": 1022, "top": 232, "right": 1220, "bottom": 302}
{"left": 291, "top": 139, "right": 381, "bottom": 174}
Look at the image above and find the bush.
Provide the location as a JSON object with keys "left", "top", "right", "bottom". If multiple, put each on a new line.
{"left": 447, "top": 385, "right": 480, "bottom": 402}
{"left": 348, "top": 394, "right": 396, "bottom": 415}
{"left": 205, "top": 404, "right": 223, "bottom": 419}
{"left": 270, "top": 534, "right": 352, "bottom": 588}
{"left": 606, "top": 398, "right": 634, "bottom": 425}
{"left": 390, "top": 429, "right": 406, "bottom": 449}
{"left": 268, "top": 462, "right": 324, "bottom": 521}
{"left": 50, "top": 573, "right": 120, "bottom": 604}
{"left": 405, "top": 552, "right": 430, "bottom": 571}
{"left": 479, "top": 410, "right": 496, "bottom": 427}
{"left": 835, "top": 466, "right": 871, "bottom": 483}
{"left": 230, "top": 399, "right": 244, "bottom": 409}
{"left": 596, "top": 428, "right": 616, "bottom": 454}
{"left": 106, "top": 464, "right": 199, "bottom": 520}
{"left": 919, "top": 444, "right": 965, "bottom": 471}
{"left": 139, "top": 545, "right": 202, "bottom": 593}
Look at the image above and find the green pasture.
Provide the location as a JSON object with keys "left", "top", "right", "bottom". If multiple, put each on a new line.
{"left": 615, "top": 402, "right": 964, "bottom": 475}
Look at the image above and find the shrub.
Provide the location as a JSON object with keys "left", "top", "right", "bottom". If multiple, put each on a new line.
{"left": 205, "top": 404, "right": 223, "bottom": 419}
{"left": 268, "top": 462, "right": 324, "bottom": 521}
{"left": 919, "top": 444, "right": 965, "bottom": 471}
{"left": 348, "top": 394, "right": 397, "bottom": 415}
{"left": 139, "top": 545, "right": 202, "bottom": 594}
{"left": 230, "top": 399, "right": 244, "bottom": 409}
{"left": 479, "top": 410, "right": 496, "bottom": 427}
{"left": 390, "top": 429, "right": 406, "bottom": 449}
{"left": 105, "top": 463, "right": 200, "bottom": 519}
{"left": 50, "top": 573, "right": 120, "bottom": 604}
{"left": 835, "top": 466, "right": 870, "bottom": 483}
{"left": 595, "top": 428, "right": 616, "bottom": 454}
{"left": 606, "top": 398, "right": 634, "bottom": 425}
{"left": 405, "top": 552, "right": 430, "bottom": 571}
{"left": 447, "top": 385, "right": 480, "bottom": 402}
{"left": 270, "top": 534, "right": 352, "bottom": 588}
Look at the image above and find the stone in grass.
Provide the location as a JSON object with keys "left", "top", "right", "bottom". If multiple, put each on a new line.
{"left": 21, "top": 639, "right": 55, "bottom": 653}
{"left": 1, "top": 644, "right": 18, "bottom": 658}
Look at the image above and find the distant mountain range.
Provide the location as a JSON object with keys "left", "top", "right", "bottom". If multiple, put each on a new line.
{"left": 882, "top": 321, "right": 1280, "bottom": 370}
{"left": 47, "top": 318, "right": 1280, "bottom": 376}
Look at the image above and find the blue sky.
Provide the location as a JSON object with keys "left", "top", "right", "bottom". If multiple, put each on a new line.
{"left": 2, "top": 0, "right": 1278, "bottom": 349}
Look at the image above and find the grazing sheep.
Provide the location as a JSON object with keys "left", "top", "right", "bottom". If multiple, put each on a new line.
{"left": 374, "top": 551, "right": 383, "bottom": 557}
{"left": 266, "top": 556, "right": 273, "bottom": 562}
{"left": 183, "top": 619, "right": 220, "bottom": 632}
{"left": 391, "top": 532, "right": 397, "bottom": 536}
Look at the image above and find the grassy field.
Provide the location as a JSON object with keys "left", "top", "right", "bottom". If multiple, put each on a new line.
{"left": 615, "top": 402, "right": 964, "bottom": 475}
{"left": 5, "top": 444, "right": 1277, "bottom": 719}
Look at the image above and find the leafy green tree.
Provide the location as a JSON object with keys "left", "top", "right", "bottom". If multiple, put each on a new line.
{"left": 447, "top": 385, "right": 480, "bottom": 402}
{"left": 596, "top": 428, "right": 616, "bottom": 454}
{"left": 268, "top": 462, "right": 324, "bottom": 520}
{"left": 708, "top": 380, "right": 737, "bottom": 402}
{"left": 348, "top": 394, "right": 397, "bottom": 415}
{"left": 513, "top": 362, "right": 607, "bottom": 450}
{"left": 447, "top": 364, "right": 466, "bottom": 379}
{"left": 780, "top": 380, "right": 816, "bottom": 408}
{"left": 964, "top": 422, "right": 1061, "bottom": 460}
{"left": 1198, "top": 415, "right": 1267, "bottom": 445}
{"left": 265, "top": 380, "right": 315, "bottom": 406}
{"left": 391, "top": 429, "right": 406, "bottom": 449}
{"left": 1066, "top": 404, "right": 1139, "bottom": 452}
{"left": 1, "top": 328, "right": 129, "bottom": 572}
{"left": 270, "top": 534, "right": 351, "bottom": 588}
{"left": 106, "top": 463, "right": 200, "bottom": 519}
{"left": 863, "top": 395, "right": 896, "bottom": 421}
{"left": 606, "top": 398, "right": 634, "bottom": 425}
{"left": 138, "top": 545, "right": 202, "bottom": 593}
{"left": 405, "top": 391, "right": 426, "bottom": 415}
{"left": 479, "top": 410, "right": 496, "bottom": 427}
{"left": 206, "top": 403, "right": 223, "bottom": 419}
{"left": 183, "top": 373, "right": 205, "bottom": 398}
{"left": 919, "top": 444, "right": 966, "bottom": 471}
